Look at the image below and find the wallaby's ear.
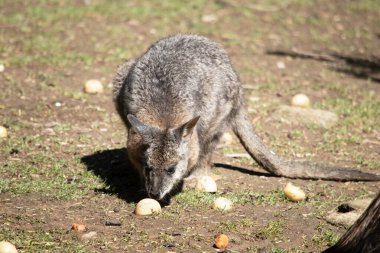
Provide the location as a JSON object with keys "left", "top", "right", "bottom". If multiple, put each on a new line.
{"left": 176, "top": 116, "right": 200, "bottom": 140}
{"left": 127, "top": 114, "right": 149, "bottom": 135}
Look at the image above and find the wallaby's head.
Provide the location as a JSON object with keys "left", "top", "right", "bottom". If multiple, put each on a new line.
{"left": 127, "top": 114, "right": 200, "bottom": 200}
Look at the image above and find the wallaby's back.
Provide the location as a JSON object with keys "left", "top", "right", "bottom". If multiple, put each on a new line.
{"left": 114, "top": 34, "right": 242, "bottom": 139}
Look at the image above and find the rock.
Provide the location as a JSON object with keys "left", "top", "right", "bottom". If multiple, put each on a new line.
{"left": 0, "top": 126, "right": 8, "bottom": 138}
{"left": 54, "top": 101, "right": 63, "bottom": 107}
{"left": 41, "top": 128, "right": 55, "bottom": 136}
{"left": 213, "top": 197, "right": 233, "bottom": 211}
{"left": 0, "top": 241, "right": 18, "bottom": 253}
{"left": 81, "top": 231, "right": 97, "bottom": 240}
{"left": 276, "top": 61, "right": 286, "bottom": 69}
{"left": 135, "top": 198, "right": 161, "bottom": 216}
{"left": 172, "top": 231, "right": 181, "bottom": 236}
{"left": 195, "top": 176, "right": 217, "bottom": 193}
{"left": 0, "top": 64, "right": 4, "bottom": 72}
{"left": 291, "top": 94, "right": 310, "bottom": 108}
{"left": 105, "top": 219, "right": 122, "bottom": 226}
{"left": 220, "top": 132, "right": 234, "bottom": 145}
{"left": 84, "top": 79, "right": 103, "bottom": 94}
{"left": 248, "top": 96, "right": 260, "bottom": 103}
{"left": 201, "top": 14, "right": 218, "bottom": 23}
{"left": 348, "top": 198, "right": 372, "bottom": 210}
{"left": 271, "top": 105, "right": 338, "bottom": 129}
{"left": 325, "top": 210, "right": 361, "bottom": 228}
{"left": 325, "top": 197, "right": 373, "bottom": 228}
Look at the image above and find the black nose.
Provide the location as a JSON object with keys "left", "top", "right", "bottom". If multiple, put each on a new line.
{"left": 149, "top": 191, "right": 160, "bottom": 199}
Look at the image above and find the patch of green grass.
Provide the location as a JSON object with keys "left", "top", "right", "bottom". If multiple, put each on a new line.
{"left": 174, "top": 189, "right": 287, "bottom": 208}
{"left": 0, "top": 226, "right": 90, "bottom": 253}
{"left": 227, "top": 189, "right": 288, "bottom": 205}
{"left": 269, "top": 248, "right": 289, "bottom": 253}
{"left": 217, "top": 218, "right": 255, "bottom": 233}
{"left": 349, "top": 0, "right": 380, "bottom": 10}
{"left": 310, "top": 223, "right": 339, "bottom": 248}
{"left": 257, "top": 220, "right": 284, "bottom": 240}
{"left": 0, "top": 160, "right": 103, "bottom": 200}
{"left": 174, "top": 190, "right": 215, "bottom": 208}
{"left": 0, "top": 136, "right": 104, "bottom": 199}
{"left": 315, "top": 87, "right": 379, "bottom": 167}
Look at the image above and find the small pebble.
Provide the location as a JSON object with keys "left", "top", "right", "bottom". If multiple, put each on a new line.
{"left": 172, "top": 231, "right": 181, "bottom": 236}
{"left": 213, "top": 197, "right": 233, "bottom": 211}
{"left": 54, "top": 101, "right": 62, "bottom": 107}
{"left": 195, "top": 176, "right": 217, "bottom": 193}
{"left": 0, "top": 64, "right": 4, "bottom": 72}
{"left": 135, "top": 198, "right": 162, "bottom": 216}
{"left": 105, "top": 219, "right": 122, "bottom": 226}
{"left": 0, "top": 241, "right": 18, "bottom": 253}
{"left": 66, "top": 176, "right": 76, "bottom": 184}
{"left": 9, "top": 148, "right": 19, "bottom": 155}
{"left": 0, "top": 126, "right": 8, "bottom": 138}
{"left": 81, "top": 231, "right": 97, "bottom": 240}
{"left": 276, "top": 61, "right": 286, "bottom": 69}
{"left": 291, "top": 94, "right": 310, "bottom": 108}
{"left": 221, "top": 132, "right": 234, "bottom": 145}
{"left": 41, "top": 128, "right": 55, "bottom": 136}
{"left": 202, "top": 14, "right": 218, "bottom": 23}
{"left": 84, "top": 79, "right": 104, "bottom": 94}
{"left": 113, "top": 207, "right": 120, "bottom": 213}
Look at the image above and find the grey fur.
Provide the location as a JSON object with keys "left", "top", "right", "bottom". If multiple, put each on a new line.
{"left": 113, "top": 34, "right": 380, "bottom": 200}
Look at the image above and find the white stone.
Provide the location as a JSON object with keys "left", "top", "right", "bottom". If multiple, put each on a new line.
{"left": 84, "top": 79, "right": 104, "bottom": 94}
{"left": 0, "top": 241, "right": 18, "bottom": 253}
{"left": 213, "top": 197, "right": 233, "bottom": 211}
{"left": 0, "top": 64, "right": 5, "bottom": 72}
{"left": 221, "top": 132, "right": 234, "bottom": 145}
{"left": 291, "top": 94, "right": 310, "bottom": 108}
{"left": 201, "top": 14, "right": 218, "bottom": 23}
{"left": 135, "top": 198, "right": 161, "bottom": 216}
{"left": 0, "top": 126, "right": 8, "bottom": 138}
{"left": 81, "top": 231, "right": 97, "bottom": 240}
{"left": 276, "top": 61, "right": 286, "bottom": 69}
{"left": 195, "top": 176, "right": 217, "bottom": 193}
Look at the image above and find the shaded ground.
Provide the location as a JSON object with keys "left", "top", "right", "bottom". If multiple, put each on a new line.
{"left": 1, "top": 0, "right": 379, "bottom": 252}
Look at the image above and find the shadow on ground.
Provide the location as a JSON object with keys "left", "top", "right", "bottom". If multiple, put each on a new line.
{"left": 214, "top": 162, "right": 275, "bottom": 178}
{"left": 81, "top": 148, "right": 145, "bottom": 203}
{"left": 80, "top": 148, "right": 278, "bottom": 203}
{"left": 267, "top": 49, "right": 380, "bottom": 83}
{"left": 81, "top": 148, "right": 184, "bottom": 205}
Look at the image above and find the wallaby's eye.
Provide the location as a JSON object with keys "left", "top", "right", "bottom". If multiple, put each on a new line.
{"left": 167, "top": 165, "right": 176, "bottom": 175}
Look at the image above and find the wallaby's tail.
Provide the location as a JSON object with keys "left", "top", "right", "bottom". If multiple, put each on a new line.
{"left": 231, "top": 109, "right": 380, "bottom": 181}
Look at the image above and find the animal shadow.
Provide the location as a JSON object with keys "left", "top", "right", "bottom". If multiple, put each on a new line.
{"left": 214, "top": 162, "right": 275, "bottom": 178}
{"left": 267, "top": 49, "right": 380, "bottom": 83}
{"left": 81, "top": 148, "right": 144, "bottom": 203}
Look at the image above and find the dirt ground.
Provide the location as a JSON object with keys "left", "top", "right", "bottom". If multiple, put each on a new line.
{"left": 1, "top": 0, "right": 379, "bottom": 252}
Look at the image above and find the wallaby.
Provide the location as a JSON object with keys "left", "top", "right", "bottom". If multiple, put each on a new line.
{"left": 113, "top": 34, "right": 380, "bottom": 200}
